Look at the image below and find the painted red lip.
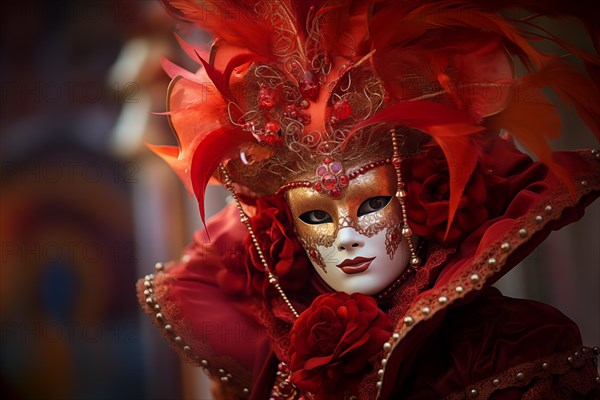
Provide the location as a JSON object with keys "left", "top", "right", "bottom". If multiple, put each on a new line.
{"left": 337, "top": 256, "right": 376, "bottom": 275}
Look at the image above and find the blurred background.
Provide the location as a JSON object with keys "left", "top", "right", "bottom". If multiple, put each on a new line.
{"left": 0, "top": 1, "right": 598, "bottom": 399}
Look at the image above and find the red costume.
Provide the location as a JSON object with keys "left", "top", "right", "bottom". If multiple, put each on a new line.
{"left": 138, "top": 1, "right": 600, "bottom": 398}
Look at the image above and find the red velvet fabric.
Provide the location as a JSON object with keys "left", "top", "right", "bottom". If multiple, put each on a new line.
{"left": 389, "top": 287, "right": 589, "bottom": 398}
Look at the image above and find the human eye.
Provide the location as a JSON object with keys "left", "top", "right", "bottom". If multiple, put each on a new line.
{"left": 299, "top": 210, "right": 333, "bottom": 224}
{"left": 357, "top": 196, "right": 391, "bottom": 216}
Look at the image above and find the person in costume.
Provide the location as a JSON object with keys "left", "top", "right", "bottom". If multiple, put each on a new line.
{"left": 138, "top": 1, "right": 600, "bottom": 399}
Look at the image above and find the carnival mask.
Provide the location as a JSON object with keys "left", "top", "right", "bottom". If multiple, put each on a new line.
{"left": 285, "top": 165, "right": 415, "bottom": 295}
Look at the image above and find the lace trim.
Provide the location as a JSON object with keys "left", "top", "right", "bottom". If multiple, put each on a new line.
{"left": 136, "top": 262, "right": 251, "bottom": 398}
{"left": 444, "top": 346, "right": 600, "bottom": 400}
{"left": 358, "top": 243, "right": 456, "bottom": 400}
{"left": 256, "top": 296, "right": 294, "bottom": 363}
{"left": 376, "top": 150, "right": 600, "bottom": 397}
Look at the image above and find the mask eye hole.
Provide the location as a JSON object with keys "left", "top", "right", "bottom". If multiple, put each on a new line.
{"left": 299, "top": 210, "right": 333, "bottom": 225}
{"left": 357, "top": 196, "right": 391, "bottom": 217}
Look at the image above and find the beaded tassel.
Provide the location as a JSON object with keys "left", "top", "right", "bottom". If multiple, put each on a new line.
{"left": 390, "top": 129, "right": 421, "bottom": 267}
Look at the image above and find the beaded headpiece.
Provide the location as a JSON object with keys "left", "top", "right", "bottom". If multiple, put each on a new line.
{"left": 153, "top": 0, "right": 600, "bottom": 235}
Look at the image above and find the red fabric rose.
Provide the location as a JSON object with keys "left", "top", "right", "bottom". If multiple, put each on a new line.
{"left": 405, "top": 146, "right": 508, "bottom": 246}
{"left": 289, "top": 292, "right": 393, "bottom": 399}
{"left": 243, "top": 195, "right": 312, "bottom": 296}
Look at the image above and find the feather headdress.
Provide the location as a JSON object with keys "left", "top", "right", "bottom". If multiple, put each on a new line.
{"left": 153, "top": 0, "right": 600, "bottom": 235}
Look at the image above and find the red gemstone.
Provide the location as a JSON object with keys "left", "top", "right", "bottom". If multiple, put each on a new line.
{"left": 316, "top": 165, "right": 327, "bottom": 176}
{"left": 261, "top": 133, "right": 279, "bottom": 145}
{"left": 339, "top": 175, "right": 349, "bottom": 186}
{"left": 265, "top": 121, "right": 280, "bottom": 133}
{"left": 330, "top": 188, "right": 341, "bottom": 198}
{"left": 392, "top": 157, "right": 402, "bottom": 166}
{"left": 314, "top": 182, "right": 323, "bottom": 192}
{"left": 299, "top": 71, "right": 319, "bottom": 101}
{"left": 322, "top": 174, "right": 337, "bottom": 190}
{"left": 324, "top": 157, "right": 332, "bottom": 165}
{"left": 258, "top": 85, "right": 276, "bottom": 109}
{"left": 333, "top": 99, "right": 352, "bottom": 120}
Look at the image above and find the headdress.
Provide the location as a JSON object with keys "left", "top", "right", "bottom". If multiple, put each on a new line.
{"left": 153, "top": 0, "right": 599, "bottom": 236}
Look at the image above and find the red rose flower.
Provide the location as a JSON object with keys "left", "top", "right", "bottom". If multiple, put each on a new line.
{"left": 405, "top": 147, "right": 508, "bottom": 246}
{"left": 289, "top": 292, "right": 393, "bottom": 399}
{"left": 244, "top": 195, "right": 312, "bottom": 296}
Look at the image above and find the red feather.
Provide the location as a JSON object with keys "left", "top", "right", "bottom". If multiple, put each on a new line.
{"left": 190, "top": 127, "right": 254, "bottom": 229}
{"left": 348, "top": 101, "right": 485, "bottom": 239}
{"left": 370, "top": 2, "right": 550, "bottom": 70}
{"left": 174, "top": 32, "right": 209, "bottom": 62}
{"left": 487, "top": 83, "right": 576, "bottom": 196}
{"left": 161, "top": 0, "right": 274, "bottom": 58}
{"left": 196, "top": 51, "right": 233, "bottom": 101}
{"left": 160, "top": 56, "right": 202, "bottom": 83}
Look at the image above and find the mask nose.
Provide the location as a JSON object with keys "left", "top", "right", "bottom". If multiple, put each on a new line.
{"left": 337, "top": 228, "right": 365, "bottom": 251}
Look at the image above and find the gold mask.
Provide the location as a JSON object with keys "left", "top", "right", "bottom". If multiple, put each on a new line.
{"left": 285, "top": 165, "right": 404, "bottom": 269}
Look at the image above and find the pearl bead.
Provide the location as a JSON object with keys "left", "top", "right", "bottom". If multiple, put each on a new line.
{"left": 516, "top": 372, "right": 524, "bottom": 380}
{"left": 518, "top": 228, "right": 527, "bottom": 238}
